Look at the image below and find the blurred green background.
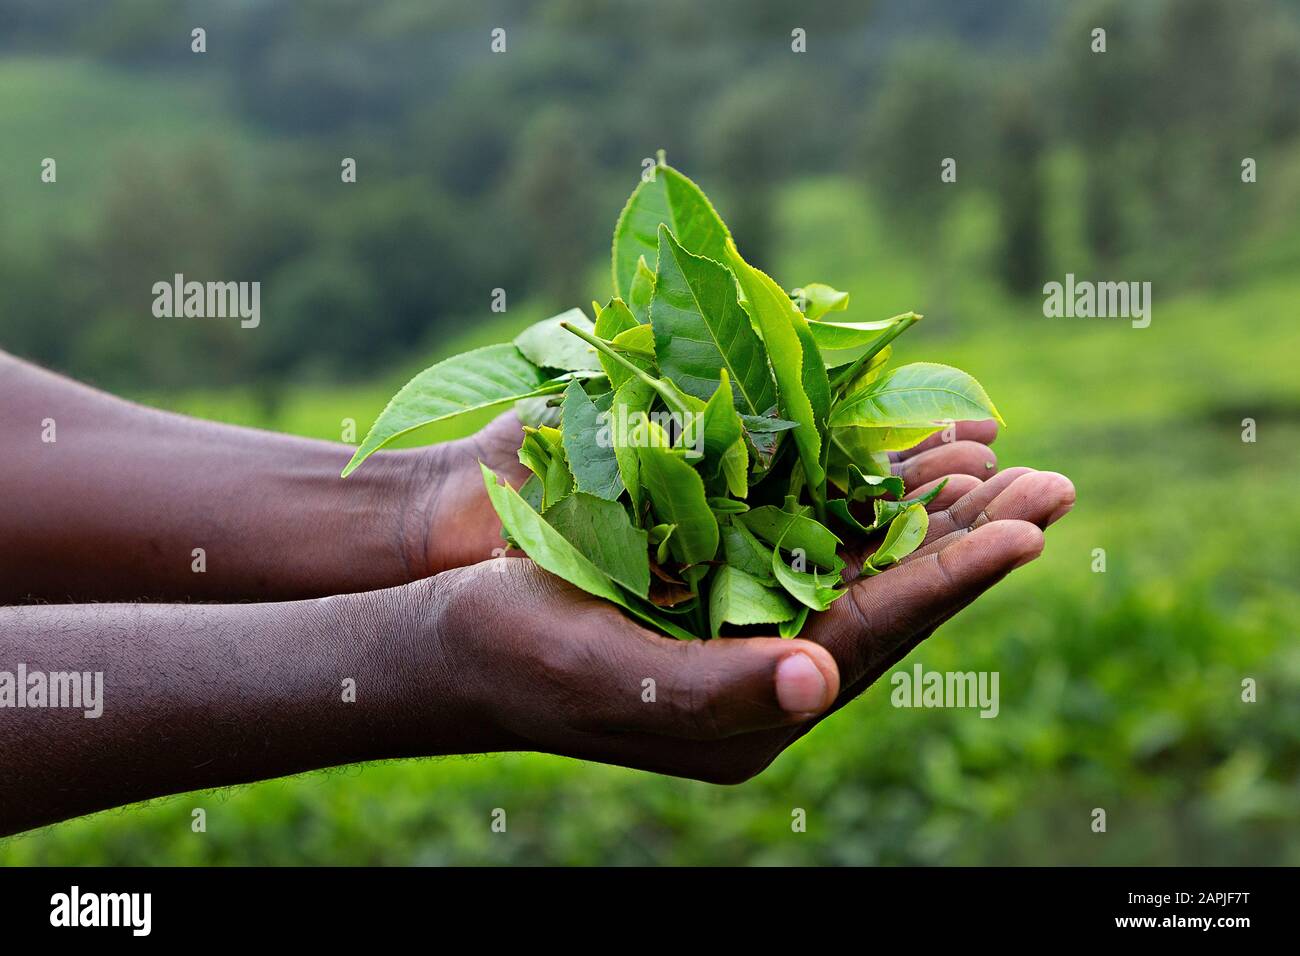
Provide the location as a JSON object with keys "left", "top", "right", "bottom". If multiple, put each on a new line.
{"left": 2, "top": 0, "right": 1299, "bottom": 865}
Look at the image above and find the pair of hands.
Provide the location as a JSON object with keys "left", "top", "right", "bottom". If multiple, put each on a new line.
{"left": 0, "top": 352, "right": 1072, "bottom": 831}
{"left": 398, "top": 413, "right": 1074, "bottom": 784}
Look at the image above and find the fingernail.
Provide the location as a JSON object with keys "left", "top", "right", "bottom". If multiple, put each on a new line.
{"left": 776, "top": 653, "right": 829, "bottom": 715}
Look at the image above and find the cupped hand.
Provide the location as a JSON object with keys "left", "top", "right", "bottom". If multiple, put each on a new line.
{"left": 425, "top": 457, "right": 1074, "bottom": 784}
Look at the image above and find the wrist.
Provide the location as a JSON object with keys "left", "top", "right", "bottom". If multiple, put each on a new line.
{"left": 331, "top": 574, "right": 519, "bottom": 760}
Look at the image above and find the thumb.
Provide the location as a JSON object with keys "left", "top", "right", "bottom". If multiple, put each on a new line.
{"left": 601, "top": 632, "right": 841, "bottom": 740}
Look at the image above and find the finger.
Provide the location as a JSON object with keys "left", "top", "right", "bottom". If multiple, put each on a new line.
{"left": 916, "top": 466, "right": 1037, "bottom": 544}
{"left": 908, "top": 471, "right": 1074, "bottom": 561}
{"left": 892, "top": 440, "right": 998, "bottom": 490}
{"left": 808, "top": 520, "right": 1044, "bottom": 687}
{"left": 890, "top": 420, "right": 999, "bottom": 461}
{"left": 596, "top": 628, "right": 842, "bottom": 740}
{"left": 908, "top": 473, "right": 982, "bottom": 511}
{"left": 967, "top": 470, "right": 1076, "bottom": 530}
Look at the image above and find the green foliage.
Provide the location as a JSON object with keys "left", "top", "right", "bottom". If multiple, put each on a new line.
{"left": 793, "top": 282, "right": 850, "bottom": 320}
{"left": 635, "top": 418, "right": 720, "bottom": 586}
{"left": 612, "top": 158, "right": 730, "bottom": 298}
{"left": 862, "top": 503, "right": 930, "bottom": 575}
{"left": 514, "top": 308, "right": 601, "bottom": 372}
{"left": 829, "top": 362, "right": 1004, "bottom": 448}
{"left": 481, "top": 464, "right": 690, "bottom": 639}
{"left": 560, "top": 381, "right": 623, "bottom": 500}
{"left": 340, "top": 344, "right": 566, "bottom": 477}
{"left": 650, "top": 225, "right": 775, "bottom": 413}
{"left": 345, "top": 161, "right": 995, "bottom": 638}
{"left": 709, "top": 566, "right": 798, "bottom": 638}
{"left": 542, "top": 492, "right": 650, "bottom": 598}
{"left": 725, "top": 238, "right": 829, "bottom": 497}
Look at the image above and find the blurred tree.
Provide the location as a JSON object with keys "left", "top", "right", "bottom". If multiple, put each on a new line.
{"left": 697, "top": 70, "right": 811, "bottom": 269}
{"left": 864, "top": 42, "right": 989, "bottom": 242}
{"left": 992, "top": 82, "right": 1046, "bottom": 296}
{"left": 504, "top": 106, "right": 600, "bottom": 310}
{"left": 1055, "top": 0, "right": 1152, "bottom": 268}
{"left": 1143, "top": 0, "right": 1284, "bottom": 284}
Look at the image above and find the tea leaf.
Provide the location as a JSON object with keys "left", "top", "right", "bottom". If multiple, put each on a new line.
{"left": 724, "top": 239, "right": 825, "bottom": 491}
{"left": 846, "top": 465, "right": 905, "bottom": 501}
{"left": 771, "top": 536, "right": 843, "bottom": 612}
{"left": 778, "top": 606, "right": 811, "bottom": 638}
{"left": 709, "top": 565, "right": 798, "bottom": 638}
{"left": 514, "top": 394, "right": 563, "bottom": 429}
{"left": 519, "top": 473, "right": 544, "bottom": 512}
{"left": 521, "top": 426, "right": 574, "bottom": 509}
{"left": 828, "top": 313, "right": 920, "bottom": 394}
{"left": 651, "top": 225, "right": 776, "bottom": 413}
{"left": 708, "top": 497, "right": 750, "bottom": 515}
{"left": 720, "top": 518, "right": 776, "bottom": 584}
{"left": 561, "top": 381, "right": 624, "bottom": 500}
{"left": 868, "top": 479, "right": 948, "bottom": 530}
{"left": 827, "top": 426, "right": 893, "bottom": 487}
{"left": 863, "top": 502, "right": 929, "bottom": 575}
{"left": 830, "top": 362, "right": 1004, "bottom": 429}
{"left": 740, "top": 412, "right": 800, "bottom": 434}
{"left": 595, "top": 298, "right": 638, "bottom": 339}
{"left": 831, "top": 476, "right": 949, "bottom": 536}
{"left": 700, "top": 368, "right": 744, "bottom": 465}
{"left": 483, "top": 468, "right": 625, "bottom": 605}
{"left": 649, "top": 522, "right": 675, "bottom": 564}
{"left": 561, "top": 320, "right": 703, "bottom": 419}
{"left": 793, "top": 309, "right": 832, "bottom": 435}
{"left": 602, "top": 324, "right": 656, "bottom": 390}
{"left": 793, "top": 282, "right": 850, "bottom": 320}
{"left": 481, "top": 464, "right": 695, "bottom": 640}
{"left": 343, "top": 343, "right": 564, "bottom": 477}
{"left": 831, "top": 345, "right": 893, "bottom": 391}
{"left": 740, "top": 506, "right": 842, "bottom": 571}
{"left": 543, "top": 492, "right": 650, "bottom": 598}
{"left": 628, "top": 255, "right": 656, "bottom": 324}
{"left": 609, "top": 378, "right": 654, "bottom": 514}
{"left": 805, "top": 316, "right": 904, "bottom": 352}
{"left": 635, "top": 418, "right": 720, "bottom": 579}
{"left": 514, "top": 308, "right": 601, "bottom": 372}
{"left": 612, "top": 161, "right": 730, "bottom": 299}
{"left": 844, "top": 425, "right": 947, "bottom": 453}
{"left": 720, "top": 438, "right": 748, "bottom": 497}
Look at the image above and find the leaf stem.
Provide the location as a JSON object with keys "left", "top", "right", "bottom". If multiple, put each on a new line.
{"left": 828, "top": 312, "right": 920, "bottom": 394}
{"left": 560, "top": 321, "right": 690, "bottom": 416}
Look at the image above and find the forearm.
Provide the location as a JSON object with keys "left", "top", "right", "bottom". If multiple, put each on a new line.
{"left": 0, "top": 351, "right": 429, "bottom": 603}
{"left": 0, "top": 580, "right": 483, "bottom": 836}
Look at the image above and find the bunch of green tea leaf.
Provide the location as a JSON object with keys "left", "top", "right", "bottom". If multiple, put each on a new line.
{"left": 343, "top": 155, "right": 1002, "bottom": 640}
